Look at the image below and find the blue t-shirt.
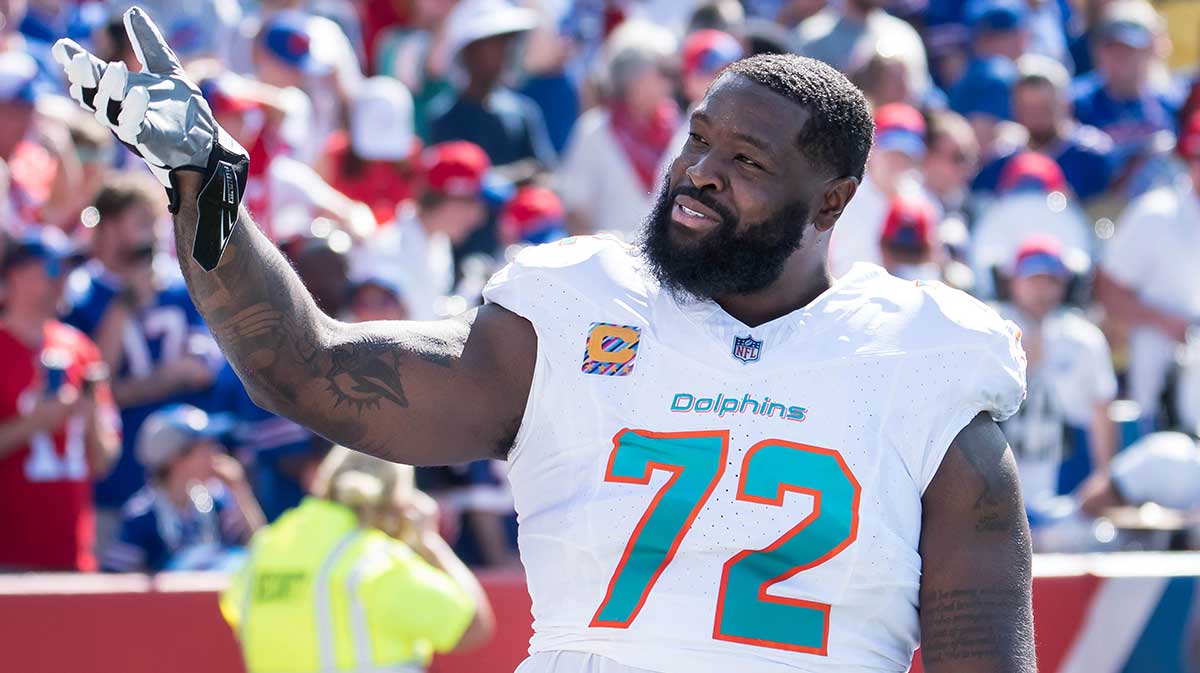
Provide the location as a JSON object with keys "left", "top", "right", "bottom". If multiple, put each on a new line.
{"left": 63, "top": 263, "right": 220, "bottom": 509}
{"left": 208, "top": 363, "right": 314, "bottom": 521}
{"left": 972, "top": 125, "right": 1117, "bottom": 201}
{"left": 100, "top": 482, "right": 247, "bottom": 572}
{"left": 427, "top": 88, "right": 557, "bottom": 168}
{"left": 1071, "top": 72, "right": 1181, "bottom": 166}
{"left": 519, "top": 73, "right": 579, "bottom": 155}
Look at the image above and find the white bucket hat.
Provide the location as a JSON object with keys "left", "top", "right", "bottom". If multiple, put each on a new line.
{"left": 350, "top": 76, "right": 416, "bottom": 161}
{"left": 443, "top": 0, "right": 538, "bottom": 66}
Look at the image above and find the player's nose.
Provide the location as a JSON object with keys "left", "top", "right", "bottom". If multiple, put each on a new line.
{"left": 685, "top": 152, "right": 726, "bottom": 192}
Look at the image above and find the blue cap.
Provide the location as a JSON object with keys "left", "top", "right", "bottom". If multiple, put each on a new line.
{"left": 1, "top": 227, "right": 78, "bottom": 277}
{"left": 0, "top": 51, "right": 39, "bottom": 105}
{"left": 949, "top": 56, "right": 1017, "bottom": 120}
{"left": 967, "top": 0, "right": 1028, "bottom": 34}
{"left": 136, "top": 404, "right": 234, "bottom": 470}
{"left": 348, "top": 274, "right": 404, "bottom": 300}
{"left": 261, "top": 13, "right": 331, "bottom": 76}
{"left": 1014, "top": 236, "right": 1070, "bottom": 278}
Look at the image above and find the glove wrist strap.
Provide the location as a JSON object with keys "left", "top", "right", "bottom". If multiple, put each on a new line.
{"left": 170, "top": 142, "right": 249, "bottom": 271}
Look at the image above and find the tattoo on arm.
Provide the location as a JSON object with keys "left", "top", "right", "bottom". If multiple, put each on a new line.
{"left": 921, "top": 587, "right": 1028, "bottom": 665}
{"left": 959, "top": 418, "right": 1020, "bottom": 533}
{"left": 171, "top": 199, "right": 420, "bottom": 450}
{"left": 920, "top": 414, "right": 1036, "bottom": 673}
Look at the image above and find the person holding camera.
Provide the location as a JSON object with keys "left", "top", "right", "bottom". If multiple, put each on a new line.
{"left": 0, "top": 227, "right": 121, "bottom": 571}
{"left": 221, "top": 445, "right": 494, "bottom": 673}
{"left": 63, "top": 173, "right": 222, "bottom": 548}
{"left": 101, "top": 404, "right": 264, "bottom": 573}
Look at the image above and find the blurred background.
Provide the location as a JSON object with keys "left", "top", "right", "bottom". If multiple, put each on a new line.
{"left": 2, "top": 0, "right": 1200, "bottom": 671}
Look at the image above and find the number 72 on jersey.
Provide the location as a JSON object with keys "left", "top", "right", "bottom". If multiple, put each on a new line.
{"left": 589, "top": 429, "right": 861, "bottom": 656}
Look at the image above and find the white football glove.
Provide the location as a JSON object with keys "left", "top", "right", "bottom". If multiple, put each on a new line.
{"left": 52, "top": 6, "right": 249, "bottom": 271}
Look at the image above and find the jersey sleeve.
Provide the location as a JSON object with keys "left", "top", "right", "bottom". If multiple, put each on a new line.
{"left": 897, "top": 283, "right": 1028, "bottom": 493}
{"left": 368, "top": 544, "right": 475, "bottom": 654}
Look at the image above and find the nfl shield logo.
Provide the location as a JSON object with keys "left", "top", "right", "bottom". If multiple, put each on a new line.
{"left": 731, "top": 335, "right": 762, "bottom": 364}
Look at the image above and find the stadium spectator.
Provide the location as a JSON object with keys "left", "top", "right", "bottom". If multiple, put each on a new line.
{"left": 220, "top": 446, "right": 494, "bottom": 671}
{"left": 51, "top": 113, "right": 114, "bottom": 234}
{"left": 974, "top": 55, "right": 1117, "bottom": 203}
{"left": 498, "top": 185, "right": 566, "bottom": 248}
{"left": 287, "top": 235, "right": 352, "bottom": 319}
{"left": 1070, "top": 0, "right": 1179, "bottom": 186}
{"left": 318, "top": 76, "right": 421, "bottom": 225}
{"left": 428, "top": 0, "right": 554, "bottom": 171}
{"left": 518, "top": 4, "right": 583, "bottom": 156}
{"left": 922, "top": 109, "right": 980, "bottom": 219}
{"left": 794, "top": 0, "right": 931, "bottom": 100}
{"left": 347, "top": 275, "right": 410, "bottom": 324}
{"left": 877, "top": 192, "right": 942, "bottom": 282}
{"left": 251, "top": 11, "right": 347, "bottom": 163}
{"left": 1095, "top": 111, "right": 1200, "bottom": 423}
{"left": 98, "top": 0, "right": 241, "bottom": 66}
{"left": 849, "top": 49, "right": 916, "bottom": 108}
{"left": 101, "top": 404, "right": 264, "bottom": 573}
{"left": 0, "top": 50, "right": 57, "bottom": 230}
{"left": 970, "top": 151, "right": 1093, "bottom": 297}
{"left": 830, "top": 102, "right": 927, "bottom": 276}
{"left": 64, "top": 175, "right": 221, "bottom": 545}
{"left": 965, "top": 0, "right": 1029, "bottom": 63}
{"left": 0, "top": 227, "right": 120, "bottom": 571}
{"left": 996, "top": 236, "right": 1118, "bottom": 506}
{"left": 659, "top": 28, "right": 744, "bottom": 177}
{"left": 352, "top": 141, "right": 491, "bottom": 320}
{"left": 198, "top": 72, "right": 375, "bottom": 243}
{"left": 372, "top": 0, "right": 458, "bottom": 141}
{"left": 559, "top": 20, "right": 678, "bottom": 237}
{"left": 948, "top": 49, "right": 1019, "bottom": 157}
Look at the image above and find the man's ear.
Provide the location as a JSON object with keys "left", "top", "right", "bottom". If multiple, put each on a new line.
{"left": 812, "top": 177, "right": 859, "bottom": 232}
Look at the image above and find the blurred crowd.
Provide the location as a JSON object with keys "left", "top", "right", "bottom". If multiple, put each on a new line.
{"left": 3, "top": 0, "right": 1200, "bottom": 574}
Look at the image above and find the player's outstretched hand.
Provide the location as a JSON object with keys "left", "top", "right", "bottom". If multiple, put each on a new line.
{"left": 52, "top": 6, "right": 250, "bottom": 271}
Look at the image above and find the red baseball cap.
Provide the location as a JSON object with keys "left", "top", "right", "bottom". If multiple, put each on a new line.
{"left": 1177, "top": 108, "right": 1200, "bottom": 160}
{"left": 420, "top": 141, "right": 491, "bottom": 198}
{"left": 682, "top": 29, "right": 743, "bottom": 77}
{"left": 998, "top": 151, "right": 1067, "bottom": 195}
{"left": 880, "top": 192, "right": 935, "bottom": 253}
{"left": 500, "top": 186, "right": 565, "bottom": 245}
{"left": 199, "top": 76, "right": 259, "bottom": 117}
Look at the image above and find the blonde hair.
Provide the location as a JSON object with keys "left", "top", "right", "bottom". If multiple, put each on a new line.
{"left": 311, "top": 446, "right": 415, "bottom": 527}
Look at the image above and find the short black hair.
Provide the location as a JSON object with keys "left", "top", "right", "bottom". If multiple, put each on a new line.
{"left": 721, "top": 54, "right": 874, "bottom": 181}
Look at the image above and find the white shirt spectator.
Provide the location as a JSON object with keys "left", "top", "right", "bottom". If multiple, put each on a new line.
{"left": 970, "top": 193, "right": 1093, "bottom": 298}
{"left": 557, "top": 107, "right": 655, "bottom": 240}
{"left": 351, "top": 205, "right": 454, "bottom": 321}
{"left": 795, "top": 7, "right": 931, "bottom": 99}
{"left": 997, "top": 304, "right": 1118, "bottom": 505}
{"left": 1102, "top": 184, "right": 1200, "bottom": 412}
{"left": 828, "top": 173, "right": 941, "bottom": 277}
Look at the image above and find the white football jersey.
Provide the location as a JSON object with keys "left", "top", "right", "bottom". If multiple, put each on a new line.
{"left": 482, "top": 236, "right": 1026, "bottom": 673}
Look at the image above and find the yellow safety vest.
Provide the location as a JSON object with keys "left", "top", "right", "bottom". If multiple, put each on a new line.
{"left": 220, "top": 498, "right": 474, "bottom": 673}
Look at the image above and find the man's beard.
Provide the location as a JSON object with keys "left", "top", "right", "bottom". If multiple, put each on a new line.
{"left": 639, "top": 181, "right": 810, "bottom": 300}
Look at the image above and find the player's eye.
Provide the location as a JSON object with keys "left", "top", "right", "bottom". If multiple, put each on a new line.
{"left": 687, "top": 132, "right": 708, "bottom": 146}
{"left": 735, "top": 155, "right": 763, "bottom": 170}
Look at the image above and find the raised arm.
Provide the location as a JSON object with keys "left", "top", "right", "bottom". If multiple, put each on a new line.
{"left": 919, "top": 412, "right": 1036, "bottom": 673}
{"left": 169, "top": 172, "right": 535, "bottom": 464}
{"left": 52, "top": 9, "right": 535, "bottom": 466}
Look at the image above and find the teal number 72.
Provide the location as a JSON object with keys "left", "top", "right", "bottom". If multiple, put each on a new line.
{"left": 589, "top": 428, "right": 861, "bottom": 656}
